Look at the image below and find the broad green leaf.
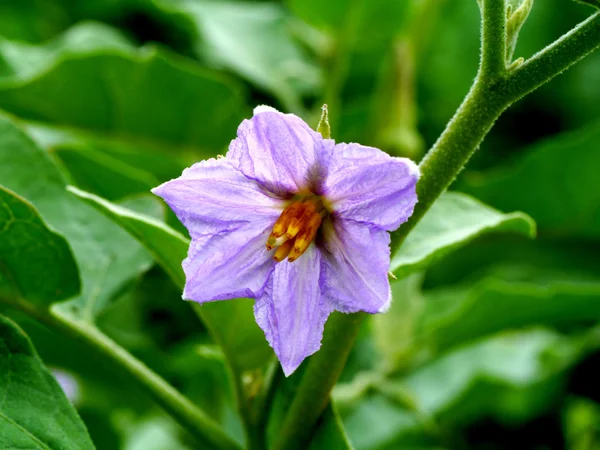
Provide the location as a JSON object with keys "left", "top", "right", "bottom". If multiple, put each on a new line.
{"left": 421, "top": 272, "right": 600, "bottom": 352}
{"left": 338, "top": 328, "right": 586, "bottom": 449}
{"left": 463, "top": 120, "right": 600, "bottom": 237}
{"left": 159, "top": 0, "right": 321, "bottom": 110}
{"left": 390, "top": 192, "right": 536, "bottom": 277}
{"left": 404, "top": 328, "right": 583, "bottom": 420}
{"left": 0, "top": 0, "right": 70, "bottom": 42}
{"left": 53, "top": 146, "right": 159, "bottom": 202}
{"left": 0, "top": 314, "right": 94, "bottom": 449}
{"left": 69, "top": 187, "right": 272, "bottom": 372}
{"left": 0, "top": 186, "right": 79, "bottom": 307}
{"left": 0, "top": 22, "right": 247, "bottom": 152}
{"left": 0, "top": 113, "right": 154, "bottom": 319}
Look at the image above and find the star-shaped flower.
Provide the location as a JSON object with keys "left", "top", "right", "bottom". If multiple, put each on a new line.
{"left": 153, "top": 106, "right": 419, "bottom": 376}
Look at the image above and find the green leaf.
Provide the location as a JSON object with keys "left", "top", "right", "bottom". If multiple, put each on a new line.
{"left": 0, "top": 22, "right": 247, "bottom": 152}
{"left": 0, "top": 186, "right": 80, "bottom": 307}
{"left": 0, "top": 113, "right": 154, "bottom": 319}
{"left": 404, "top": 328, "right": 584, "bottom": 421}
{"left": 391, "top": 192, "right": 536, "bottom": 277}
{"left": 337, "top": 328, "right": 586, "bottom": 449}
{"left": 53, "top": 146, "right": 159, "bottom": 202}
{"left": 69, "top": 186, "right": 272, "bottom": 372}
{"left": 0, "top": 314, "right": 94, "bottom": 449}
{"left": 463, "top": 120, "right": 600, "bottom": 237}
{"left": 421, "top": 272, "right": 600, "bottom": 352}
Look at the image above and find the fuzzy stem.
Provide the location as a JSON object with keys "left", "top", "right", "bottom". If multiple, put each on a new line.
{"left": 479, "top": 0, "right": 507, "bottom": 81}
{"left": 47, "top": 309, "right": 243, "bottom": 450}
{"left": 502, "top": 10, "right": 600, "bottom": 102}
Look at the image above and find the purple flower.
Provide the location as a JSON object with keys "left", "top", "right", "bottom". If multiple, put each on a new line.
{"left": 152, "top": 106, "right": 419, "bottom": 376}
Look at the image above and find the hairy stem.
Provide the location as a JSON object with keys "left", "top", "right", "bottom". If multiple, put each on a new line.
{"left": 46, "top": 307, "right": 242, "bottom": 450}
{"left": 502, "top": 10, "right": 600, "bottom": 102}
{"left": 479, "top": 0, "right": 507, "bottom": 80}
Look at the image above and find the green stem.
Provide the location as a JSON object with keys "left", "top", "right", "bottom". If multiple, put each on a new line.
{"left": 479, "top": 0, "right": 507, "bottom": 81}
{"left": 47, "top": 307, "right": 242, "bottom": 450}
{"left": 271, "top": 312, "right": 366, "bottom": 450}
{"left": 502, "top": 10, "right": 600, "bottom": 102}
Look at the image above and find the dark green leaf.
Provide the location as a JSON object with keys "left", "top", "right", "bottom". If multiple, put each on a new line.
{"left": 0, "top": 186, "right": 79, "bottom": 307}
{"left": 421, "top": 272, "right": 600, "bottom": 352}
{"left": 464, "top": 119, "right": 600, "bottom": 237}
{"left": 391, "top": 192, "right": 536, "bottom": 277}
{"left": 0, "top": 22, "right": 247, "bottom": 152}
{"left": 0, "top": 314, "right": 94, "bottom": 449}
{"left": 0, "top": 113, "right": 154, "bottom": 319}
{"left": 404, "top": 328, "right": 584, "bottom": 421}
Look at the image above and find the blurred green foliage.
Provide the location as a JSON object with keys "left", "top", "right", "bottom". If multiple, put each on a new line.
{"left": 0, "top": 0, "right": 599, "bottom": 449}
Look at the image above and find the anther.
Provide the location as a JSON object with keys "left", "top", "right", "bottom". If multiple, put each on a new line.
{"left": 265, "top": 196, "right": 326, "bottom": 263}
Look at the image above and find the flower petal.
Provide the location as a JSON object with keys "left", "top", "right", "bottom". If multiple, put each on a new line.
{"left": 322, "top": 143, "right": 419, "bottom": 230}
{"left": 227, "top": 106, "right": 330, "bottom": 196}
{"left": 152, "top": 157, "right": 285, "bottom": 238}
{"left": 183, "top": 219, "right": 276, "bottom": 302}
{"left": 321, "top": 218, "right": 391, "bottom": 314}
{"left": 254, "top": 245, "right": 332, "bottom": 376}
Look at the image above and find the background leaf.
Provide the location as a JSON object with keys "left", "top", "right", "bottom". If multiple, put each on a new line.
{"left": 463, "top": 120, "right": 600, "bottom": 238}
{"left": 0, "top": 22, "right": 247, "bottom": 152}
{"left": 0, "top": 113, "right": 154, "bottom": 319}
{"left": 0, "top": 314, "right": 94, "bottom": 449}
{"left": 0, "top": 186, "right": 79, "bottom": 307}
{"left": 390, "top": 192, "right": 536, "bottom": 277}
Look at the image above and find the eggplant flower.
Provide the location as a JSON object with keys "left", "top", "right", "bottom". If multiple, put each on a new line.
{"left": 152, "top": 106, "right": 419, "bottom": 376}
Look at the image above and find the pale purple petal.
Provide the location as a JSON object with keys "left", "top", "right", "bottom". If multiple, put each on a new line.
{"left": 254, "top": 245, "right": 333, "bottom": 376}
{"left": 322, "top": 143, "right": 419, "bottom": 231}
{"left": 152, "top": 157, "right": 285, "bottom": 238}
{"left": 227, "top": 106, "right": 331, "bottom": 196}
{"left": 320, "top": 218, "right": 391, "bottom": 314}
{"left": 183, "top": 219, "right": 276, "bottom": 302}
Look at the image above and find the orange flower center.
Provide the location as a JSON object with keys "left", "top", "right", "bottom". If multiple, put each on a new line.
{"left": 266, "top": 196, "right": 327, "bottom": 262}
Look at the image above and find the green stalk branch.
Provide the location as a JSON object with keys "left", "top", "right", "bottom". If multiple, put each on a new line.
{"left": 6, "top": 298, "right": 242, "bottom": 450}
{"left": 479, "top": 0, "right": 507, "bottom": 81}
{"left": 502, "top": 10, "right": 600, "bottom": 102}
{"left": 276, "top": 6, "right": 600, "bottom": 450}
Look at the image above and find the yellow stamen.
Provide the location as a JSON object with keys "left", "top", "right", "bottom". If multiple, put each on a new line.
{"left": 273, "top": 239, "right": 295, "bottom": 262}
{"left": 266, "top": 196, "right": 326, "bottom": 263}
